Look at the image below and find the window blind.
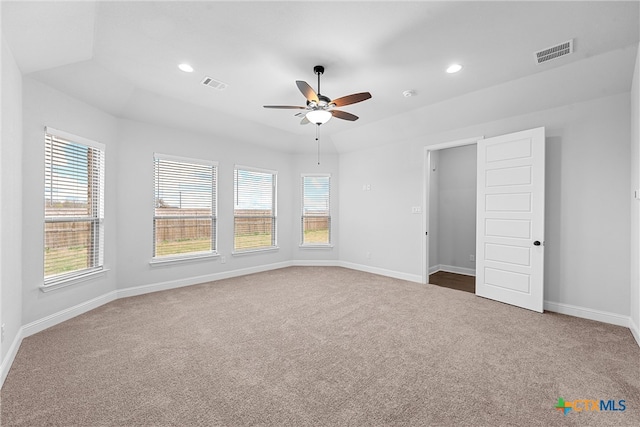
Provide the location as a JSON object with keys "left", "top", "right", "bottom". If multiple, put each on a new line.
{"left": 234, "top": 166, "right": 277, "bottom": 251}
{"left": 301, "top": 174, "right": 331, "bottom": 245}
{"left": 154, "top": 154, "right": 217, "bottom": 258}
{"left": 44, "top": 129, "right": 105, "bottom": 284}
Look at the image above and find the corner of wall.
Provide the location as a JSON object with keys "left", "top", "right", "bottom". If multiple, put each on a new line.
{"left": 0, "top": 327, "right": 23, "bottom": 389}
{"left": 1, "top": 34, "right": 24, "bottom": 386}
{"left": 631, "top": 316, "right": 640, "bottom": 348}
{"left": 630, "top": 43, "right": 640, "bottom": 343}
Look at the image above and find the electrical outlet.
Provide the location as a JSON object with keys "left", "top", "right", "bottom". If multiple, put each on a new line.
{"left": 221, "top": 256, "right": 226, "bottom": 264}
{"left": 470, "top": 254, "right": 475, "bottom": 262}
{"left": 1, "top": 323, "right": 5, "bottom": 343}
{"left": 411, "top": 206, "right": 422, "bottom": 214}
{"left": 366, "top": 251, "right": 372, "bottom": 260}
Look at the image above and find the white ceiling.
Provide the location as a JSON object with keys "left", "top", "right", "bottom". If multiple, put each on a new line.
{"left": 2, "top": 1, "right": 639, "bottom": 153}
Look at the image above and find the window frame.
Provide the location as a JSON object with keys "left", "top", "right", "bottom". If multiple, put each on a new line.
{"left": 300, "top": 173, "right": 332, "bottom": 248}
{"left": 233, "top": 165, "right": 278, "bottom": 254}
{"left": 151, "top": 153, "right": 218, "bottom": 264}
{"left": 43, "top": 127, "right": 106, "bottom": 289}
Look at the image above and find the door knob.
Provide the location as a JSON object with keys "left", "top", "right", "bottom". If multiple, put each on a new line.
{"left": 533, "top": 241, "right": 541, "bottom": 246}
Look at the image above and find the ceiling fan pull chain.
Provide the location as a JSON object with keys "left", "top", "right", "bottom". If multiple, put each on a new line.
{"left": 316, "top": 124, "right": 320, "bottom": 165}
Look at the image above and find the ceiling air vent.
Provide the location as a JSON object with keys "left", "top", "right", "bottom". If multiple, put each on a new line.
{"left": 534, "top": 39, "right": 573, "bottom": 64}
{"left": 201, "top": 76, "right": 228, "bottom": 91}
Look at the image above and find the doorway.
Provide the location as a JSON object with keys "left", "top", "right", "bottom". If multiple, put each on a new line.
{"left": 423, "top": 128, "right": 546, "bottom": 313}
{"left": 423, "top": 137, "right": 481, "bottom": 292}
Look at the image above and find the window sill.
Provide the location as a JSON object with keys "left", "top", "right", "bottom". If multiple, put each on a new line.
{"left": 40, "top": 268, "right": 109, "bottom": 293}
{"left": 299, "top": 244, "right": 334, "bottom": 250}
{"left": 150, "top": 252, "right": 219, "bottom": 267}
{"left": 232, "top": 246, "right": 279, "bottom": 256}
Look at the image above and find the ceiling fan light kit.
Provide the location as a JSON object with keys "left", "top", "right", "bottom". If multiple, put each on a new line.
{"left": 306, "top": 109, "right": 332, "bottom": 125}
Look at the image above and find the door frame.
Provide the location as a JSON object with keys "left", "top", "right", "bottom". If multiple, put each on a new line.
{"left": 422, "top": 136, "right": 484, "bottom": 285}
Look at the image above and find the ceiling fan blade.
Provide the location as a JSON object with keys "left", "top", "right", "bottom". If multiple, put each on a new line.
{"left": 300, "top": 116, "right": 310, "bottom": 125}
{"left": 331, "top": 92, "right": 372, "bottom": 107}
{"left": 296, "top": 81, "right": 319, "bottom": 103}
{"left": 331, "top": 110, "right": 359, "bottom": 121}
{"left": 263, "top": 105, "right": 307, "bottom": 109}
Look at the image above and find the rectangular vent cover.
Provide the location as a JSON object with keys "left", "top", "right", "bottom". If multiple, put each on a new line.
{"left": 201, "top": 76, "right": 228, "bottom": 90}
{"left": 535, "top": 39, "right": 573, "bottom": 64}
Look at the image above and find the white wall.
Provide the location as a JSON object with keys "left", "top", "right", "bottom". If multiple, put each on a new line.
{"left": 340, "top": 92, "right": 631, "bottom": 318}
{"left": 630, "top": 44, "right": 640, "bottom": 342}
{"left": 436, "top": 145, "right": 476, "bottom": 273}
{"left": 115, "top": 119, "right": 296, "bottom": 291}
{"left": 339, "top": 141, "right": 425, "bottom": 282}
{"left": 1, "top": 37, "right": 23, "bottom": 368}
{"left": 21, "top": 78, "right": 120, "bottom": 325}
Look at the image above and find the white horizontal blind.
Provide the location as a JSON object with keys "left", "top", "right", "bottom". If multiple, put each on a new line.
{"left": 234, "top": 166, "right": 277, "bottom": 251}
{"left": 154, "top": 154, "right": 217, "bottom": 258}
{"left": 44, "top": 130, "right": 105, "bottom": 284}
{"left": 301, "top": 175, "right": 331, "bottom": 245}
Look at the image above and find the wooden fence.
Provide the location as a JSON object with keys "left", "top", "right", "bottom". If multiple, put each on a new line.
{"left": 45, "top": 207, "right": 94, "bottom": 249}
{"left": 302, "top": 216, "right": 330, "bottom": 231}
{"left": 44, "top": 208, "right": 330, "bottom": 248}
{"left": 44, "top": 221, "right": 92, "bottom": 249}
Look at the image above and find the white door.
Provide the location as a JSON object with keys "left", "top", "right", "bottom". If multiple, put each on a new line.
{"left": 475, "top": 127, "right": 545, "bottom": 312}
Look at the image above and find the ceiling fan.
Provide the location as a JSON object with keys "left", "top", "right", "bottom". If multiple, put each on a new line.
{"left": 264, "top": 65, "right": 372, "bottom": 126}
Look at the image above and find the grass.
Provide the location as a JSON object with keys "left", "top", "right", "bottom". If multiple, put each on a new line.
{"left": 234, "top": 232, "right": 273, "bottom": 250}
{"left": 45, "top": 230, "right": 331, "bottom": 276}
{"left": 155, "top": 238, "right": 211, "bottom": 257}
{"left": 302, "top": 229, "right": 329, "bottom": 244}
{"left": 45, "top": 246, "right": 90, "bottom": 277}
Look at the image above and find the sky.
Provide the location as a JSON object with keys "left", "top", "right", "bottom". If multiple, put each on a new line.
{"left": 45, "top": 137, "right": 98, "bottom": 211}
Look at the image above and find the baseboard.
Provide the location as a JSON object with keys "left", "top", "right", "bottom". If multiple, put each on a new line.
{"left": 291, "top": 259, "right": 340, "bottom": 267}
{"left": 435, "top": 264, "right": 476, "bottom": 277}
{"left": 22, "top": 290, "right": 119, "bottom": 338}
{"left": 630, "top": 316, "right": 640, "bottom": 348}
{"left": 338, "top": 261, "right": 422, "bottom": 284}
{"left": 118, "top": 261, "right": 293, "bottom": 299}
{"left": 429, "top": 265, "right": 440, "bottom": 275}
{"left": 0, "top": 327, "right": 24, "bottom": 389}
{"left": 543, "top": 300, "right": 630, "bottom": 328}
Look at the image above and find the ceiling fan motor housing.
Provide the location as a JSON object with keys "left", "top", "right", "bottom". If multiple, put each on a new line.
{"left": 307, "top": 94, "right": 334, "bottom": 109}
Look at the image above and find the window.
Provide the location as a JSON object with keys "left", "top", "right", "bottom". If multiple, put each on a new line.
{"left": 234, "top": 166, "right": 277, "bottom": 252}
{"left": 44, "top": 128, "right": 105, "bottom": 285}
{"left": 301, "top": 174, "right": 331, "bottom": 245}
{"left": 154, "top": 154, "right": 217, "bottom": 260}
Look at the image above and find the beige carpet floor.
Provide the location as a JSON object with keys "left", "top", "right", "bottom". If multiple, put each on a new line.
{"left": 1, "top": 266, "right": 639, "bottom": 426}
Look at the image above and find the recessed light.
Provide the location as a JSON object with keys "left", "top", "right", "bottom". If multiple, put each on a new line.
{"left": 446, "top": 64, "right": 463, "bottom": 74}
{"left": 178, "top": 63, "right": 194, "bottom": 73}
{"left": 402, "top": 90, "right": 417, "bottom": 97}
